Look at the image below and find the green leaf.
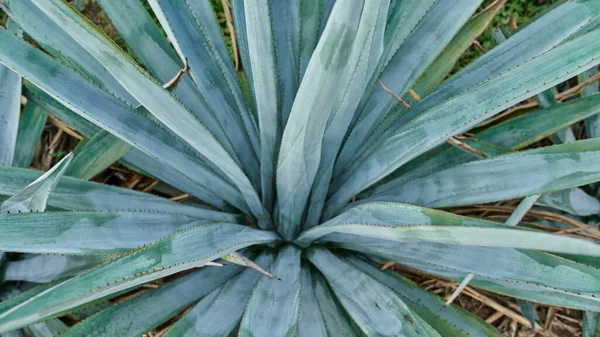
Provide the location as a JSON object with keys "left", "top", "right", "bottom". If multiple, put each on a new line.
{"left": 337, "top": 0, "right": 600, "bottom": 181}
{"left": 335, "top": 0, "right": 483, "bottom": 178}
{"left": 243, "top": 0, "right": 282, "bottom": 214}
{"left": 1, "top": 153, "right": 73, "bottom": 213}
{"left": 239, "top": 245, "right": 301, "bottom": 337}
{"left": 277, "top": 0, "right": 388, "bottom": 236}
{"left": 333, "top": 237, "right": 600, "bottom": 311}
{"left": 0, "top": 224, "right": 279, "bottom": 332}
{"left": 583, "top": 311, "right": 599, "bottom": 337}
{"left": 3, "top": 0, "right": 137, "bottom": 105}
{"left": 297, "top": 201, "right": 600, "bottom": 256}
{"left": 0, "top": 211, "right": 211, "bottom": 255}
{"left": 306, "top": 248, "right": 439, "bottom": 337}
{"left": 0, "top": 20, "right": 21, "bottom": 167}
{"left": 303, "top": 0, "right": 389, "bottom": 229}
{"left": 367, "top": 139, "right": 600, "bottom": 208}
{"left": 164, "top": 250, "right": 276, "bottom": 337}
{"left": 0, "top": 166, "right": 235, "bottom": 220}
{"left": 28, "top": 0, "right": 269, "bottom": 226}
{"left": 0, "top": 26, "right": 244, "bottom": 212}
{"left": 296, "top": 263, "right": 328, "bottom": 337}
{"left": 345, "top": 254, "right": 504, "bottom": 337}
{"left": 1, "top": 255, "right": 106, "bottom": 283}
{"left": 326, "top": 27, "right": 600, "bottom": 217}
{"left": 146, "top": 0, "right": 260, "bottom": 186}
{"left": 311, "top": 269, "right": 357, "bottom": 336}
{"left": 412, "top": 0, "right": 505, "bottom": 98}
{"left": 516, "top": 299, "right": 542, "bottom": 331}
{"left": 23, "top": 319, "right": 67, "bottom": 337}
{"left": 221, "top": 251, "right": 278, "bottom": 279}
{"left": 583, "top": 67, "right": 600, "bottom": 138}
{"left": 65, "top": 130, "right": 132, "bottom": 180}
{"left": 60, "top": 260, "right": 245, "bottom": 337}
{"left": 368, "top": 92, "right": 600, "bottom": 197}
{"left": 12, "top": 102, "right": 47, "bottom": 168}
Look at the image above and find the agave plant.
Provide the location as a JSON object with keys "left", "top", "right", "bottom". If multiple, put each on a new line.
{"left": 2, "top": 0, "right": 600, "bottom": 336}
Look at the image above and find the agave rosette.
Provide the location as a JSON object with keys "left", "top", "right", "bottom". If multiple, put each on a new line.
{"left": 1, "top": 0, "right": 600, "bottom": 336}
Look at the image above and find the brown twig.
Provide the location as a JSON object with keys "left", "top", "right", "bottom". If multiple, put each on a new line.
{"left": 220, "top": 0, "right": 241, "bottom": 72}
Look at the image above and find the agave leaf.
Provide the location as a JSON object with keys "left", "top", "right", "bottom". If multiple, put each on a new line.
{"left": 539, "top": 188, "right": 600, "bottom": 216}
{"left": 515, "top": 299, "right": 542, "bottom": 331}
{"left": 368, "top": 92, "right": 600, "bottom": 196}
{"left": 1, "top": 154, "right": 73, "bottom": 213}
{"left": 97, "top": 0, "right": 246, "bottom": 180}
{"left": 583, "top": 311, "right": 599, "bottom": 337}
{"left": 298, "top": 0, "right": 326, "bottom": 80}
{"left": 311, "top": 269, "right": 357, "bottom": 336}
{"left": 164, "top": 251, "right": 276, "bottom": 337}
{"left": 0, "top": 211, "right": 214, "bottom": 254}
{"left": 340, "top": 0, "right": 600, "bottom": 177}
{"left": 0, "top": 166, "right": 238, "bottom": 220}
{"left": 326, "top": 27, "right": 600, "bottom": 216}
{"left": 3, "top": 0, "right": 137, "bottom": 105}
{"left": 296, "top": 263, "right": 328, "bottom": 337}
{"left": 307, "top": 248, "right": 439, "bottom": 337}
{"left": 1, "top": 255, "right": 107, "bottom": 283}
{"left": 60, "top": 260, "right": 245, "bottom": 337}
{"left": 277, "top": 0, "right": 388, "bottom": 236}
{"left": 146, "top": 0, "right": 260, "bottom": 186}
{"left": 239, "top": 245, "right": 301, "bottom": 337}
{"left": 0, "top": 224, "right": 279, "bottom": 332}
{"left": 297, "top": 201, "right": 600, "bottom": 256}
{"left": 583, "top": 68, "right": 600, "bottom": 138}
{"left": 12, "top": 102, "right": 47, "bottom": 169}
{"left": 0, "top": 20, "right": 21, "bottom": 167}
{"left": 344, "top": 254, "right": 504, "bottom": 337}
{"left": 28, "top": 0, "right": 269, "bottom": 226}
{"left": 65, "top": 130, "right": 132, "bottom": 180}
{"left": 243, "top": 0, "right": 283, "bottom": 213}
{"left": 0, "top": 26, "right": 246, "bottom": 213}
{"left": 22, "top": 84, "right": 99, "bottom": 138}
{"left": 367, "top": 139, "right": 600, "bottom": 208}
{"left": 221, "top": 252, "right": 278, "bottom": 279}
{"left": 412, "top": 0, "right": 505, "bottom": 99}
{"left": 23, "top": 82, "right": 236, "bottom": 210}
{"left": 494, "top": 23, "right": 576, "bottom": 145}
{"left": 335, "top": 0, "right": 482, "bottom": 177}
{"left": 303, "top": 0, "right": 388, "bottom": 229}
{"left": 333, "top": 236, "right": 600, "bottom": 311}
{"left": 22, "top": 320, "right": 67, "bottom": 337}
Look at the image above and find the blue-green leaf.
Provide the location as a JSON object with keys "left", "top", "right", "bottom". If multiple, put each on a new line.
{"left": 60, "top": 259, "right": 245, "bottom": 337}
{"left": 326, "top": 27, "right": 600, "bottom": 217}
{"left": 239, "top": 245, "right": 301, "bottom": 337}
{"left": 164, "top": 250, "right": 275, "bottom": 337}
{"left": 0, "top": 224, "right": 279, "bottom": 332}
{"left": 1, "top": 153, "right": 72, "bottom": 213}
{"left": 0, "top": 211, "right": 211, "bottom": 254}
{"left": 277, "top": 0, "right": 388, "bottom": 237}
{"left": 297, "top": 263, "right": 328, "bottom": 337}
{"left": 1, "top": 255, "right": 106, "bottom": 283}
{"left": 306, "top": 248, "right": 439, "bottom": 337}
{"left": 0, "top": 20, "right": 21, "bottom": 167}
{"left": 297, "top": 201, "right": 600, "bottom": 256}
{"left": 12, "top": 102, "right": 47, "bottom": 168}
{"left": 344, "top": 254, "right": 504, "bottom": 337}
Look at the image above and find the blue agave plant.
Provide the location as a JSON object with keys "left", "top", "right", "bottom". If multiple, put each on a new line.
{"left": 1, "top": 0, "right": 600, "bottom": 336}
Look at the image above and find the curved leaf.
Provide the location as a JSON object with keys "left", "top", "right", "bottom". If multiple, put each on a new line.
{"left": 239, "top": 245, "right": 301, "bottom": 337}
{"left": 0, "top": 224, "right": 279, "bottom": 332}
{"left": 297, "top": 201, "right": 600, "bottom": 256}
{"left": 60, "top": 259, "right": 245, "bottom": 337}
{"left": 306, "top": 248, "right": 439, "bottom": 337}
{"left": 0, "top": 211, "right": 210, "bottom": 255}
{"left": 1, "top": 153, "right": 73, "bottom": 213}
{"left": 164, "top": 250, "right": 275, "bottom": 337}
